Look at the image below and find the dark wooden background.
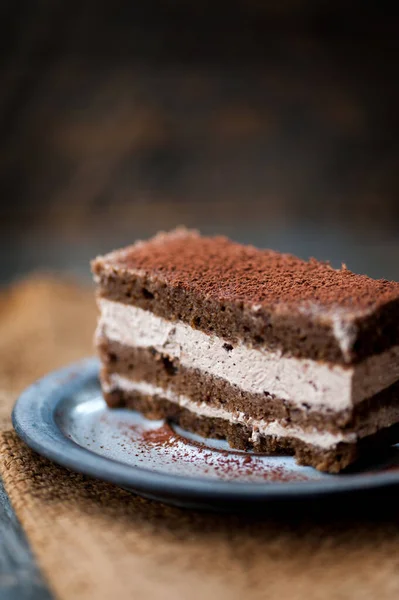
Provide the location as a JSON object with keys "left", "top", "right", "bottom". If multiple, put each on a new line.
{"left": 0, "top": 1, "right": 398, "bottom": 282}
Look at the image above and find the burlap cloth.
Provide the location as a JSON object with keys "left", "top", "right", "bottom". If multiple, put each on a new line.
{"left": 1, "top": 276, "right": 399, "bottom": 600}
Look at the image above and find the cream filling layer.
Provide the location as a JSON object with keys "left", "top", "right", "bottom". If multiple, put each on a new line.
{"left": 97, "top": 299, "right": 399, "bottom": 412}
{"left": 103, "top": 373, "right": 357, "bottom": 449}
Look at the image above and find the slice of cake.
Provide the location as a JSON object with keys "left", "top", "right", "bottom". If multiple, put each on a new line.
{"left": 91, "top": 228, "right": 399, "bottom": 472}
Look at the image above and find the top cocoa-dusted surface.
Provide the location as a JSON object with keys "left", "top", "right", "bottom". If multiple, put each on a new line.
{"left": 94, "top": 228, "right": 399, "bottom": 311}
{"left": 92, "top": 228, "right": 399, "bottom": 363}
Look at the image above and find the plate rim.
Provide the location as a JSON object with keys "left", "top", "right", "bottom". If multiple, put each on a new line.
{"left": 11, "top": 357, "right": 399, "bottom": 502}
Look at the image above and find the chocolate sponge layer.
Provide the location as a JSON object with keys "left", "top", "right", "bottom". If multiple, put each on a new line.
{"left": 98, "top": 338, "right": 399, "bottom": 437}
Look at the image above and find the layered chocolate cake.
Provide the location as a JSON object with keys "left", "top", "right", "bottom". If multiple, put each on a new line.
{"left": 92, "top": 228, "right": 399, "bottom": 472}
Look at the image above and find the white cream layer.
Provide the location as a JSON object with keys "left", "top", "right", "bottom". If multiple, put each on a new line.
{"left": 103, "top": 373, "right": 356, "bottom": 449}
{"left": 97, "top": 299, "right": 399, "bottom": 412}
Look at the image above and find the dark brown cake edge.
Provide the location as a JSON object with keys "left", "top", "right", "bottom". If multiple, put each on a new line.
{"left": 102, "top": 387, "right": 399, "bottom": 473}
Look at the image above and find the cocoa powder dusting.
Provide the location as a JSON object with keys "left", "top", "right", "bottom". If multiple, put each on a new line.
{"left": 124, "top": 419, "right": 309, "bottom": 482}
{"left": 95, "top": 228, "right": 399, "bottom": 311}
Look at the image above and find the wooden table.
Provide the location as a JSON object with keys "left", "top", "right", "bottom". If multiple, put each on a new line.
{"left": 0, "top": 479, "right": 52, "bottom": 600}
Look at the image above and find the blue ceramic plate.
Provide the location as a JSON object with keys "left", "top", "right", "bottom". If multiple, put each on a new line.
{"left": 12, "top": 358, "right": 399, "bottom": 510}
